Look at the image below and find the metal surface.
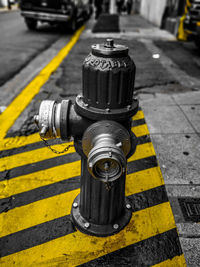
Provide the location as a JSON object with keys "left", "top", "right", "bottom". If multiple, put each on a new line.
{"left": 21, "top": 11, "right": 70, "bottom": 22}
{"left": 72, "top": 194, "right": 132, "bottom": 237}
{"left": 75, "top": 95, "right": 139, "bottom": 121}
{"left": 37, "top": 100, "right": 57, "bottom": 138}
{"left": 178, "top": 198, "right": 200, "bottom": 222}
{"left": 82, "top": 120, "right": 131, "bottom": 182}
{"left": 91, "top": 39, "right": 128, "bottom": 57}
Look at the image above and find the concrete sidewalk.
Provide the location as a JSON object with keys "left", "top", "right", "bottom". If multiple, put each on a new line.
{"left": 0, "top": 4, "right": 18, "bottom": 13}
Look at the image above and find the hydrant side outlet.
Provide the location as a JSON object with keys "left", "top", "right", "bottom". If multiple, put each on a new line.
{"left": 35, "top": 39, "right": 138, "bottom": 237}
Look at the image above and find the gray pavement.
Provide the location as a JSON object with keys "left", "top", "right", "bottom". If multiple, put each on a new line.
{"left": 0, "top": 9, "right": 63, "bottom": 87}
{"left": 1, "top": 12, "right": 200, "bottom": 265}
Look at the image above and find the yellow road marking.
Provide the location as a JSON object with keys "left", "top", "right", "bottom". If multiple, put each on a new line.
{"left": 126, "top": 166, "right": 164, "bottom": 195}
{"left": 0, "top": 133, "right": 41, "bottom": 151}
{"left": 128, "top": 142, "right": 155, "bottom": 162}
{"left": 0, "top": 26, "right": 85, "bottom": 140}
{"left": 0, "top": 202, "right": 176, "bottom": 266}
{"left": 132, "top": 124, "right": 149, "bottom": 137}
{"left": 0, "top": 140, "right": 152, "bottom": 173}
{"left": 0, "top": 142, "right": 155, "bottom": 198}
{"left": 0, "top": 189, "right": 80, "bottom": 238}
{"left": 0, "top": 160, "right": 81, "bottom": 199}
{"left": 0, "top": 142, "right": 75, "bottom": 172}
{"left": 0, "top": 110, "right": 145, "bottom": 151}
{"left": 152, "top": 254, "right": 186, "bottom": 266}
{"left": 132, "top": 110, "right": 144, "bottom": 120}
{"left": 0, "top": 165, "right": 164, "bottom": 238}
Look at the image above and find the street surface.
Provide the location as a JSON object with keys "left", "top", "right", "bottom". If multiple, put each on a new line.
{"left": 0, "top": 10, "right": 62, "bottom": 87}
{"left": 0, "top": 8, "right": 200, "bottom": 267}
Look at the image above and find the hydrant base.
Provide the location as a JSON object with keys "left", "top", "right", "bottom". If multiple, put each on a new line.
{"left": 71, "top": 194, "right": 132, "bottom": 237}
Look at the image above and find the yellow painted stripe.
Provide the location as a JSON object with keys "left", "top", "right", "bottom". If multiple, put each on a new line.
{"left": 0, "top": 133, "right": 41, "bottom": 151}
{"left": 0, "top": 141, "right": 152, "bottom": 173}
{"left": 0, "top": 142, "right": 75, "bottom": 172}
{"left": 126, "top": 166, "right": 164, "bottom": 196}
{"left": 0, "top": 136, "right": 152, "bottom": 173}
{"left": 0, "top": 189, "right": 80, "bottom": 238}
{"left": 0, "top": 160, "right": 81, "bottom": 199}
{"left": 0, "top": 111, "right": 145, "bottom": 152}
{"left": 132, "top": 110, "right": 144, "bottom": 120}
{"left": 0, "top": 26, "right": 85, "bottom": 140}
{"left": 0, "top": 165, "right": 164, "bottom": 238}
{"left": 132, "top": 124, "right": 149, "bottom": 137}
{"left": 128, "top": 142, "right": 155, "bottom": 162}
{"left": 0, "top": 142, "right": 155, "bottom": 198}
{"left": 152, "top": 254, "right": 186, "bottom": 267}
{"left": 0, "top": 202, "right": 176, "bottom": 266}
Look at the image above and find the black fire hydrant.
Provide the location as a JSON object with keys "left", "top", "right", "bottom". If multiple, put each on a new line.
{"left": 35, "top": 39, "right": 139, "bottom": 236}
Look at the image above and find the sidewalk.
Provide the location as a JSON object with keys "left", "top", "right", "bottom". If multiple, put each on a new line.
{"left": 0, "top": 4, "right": 18, "bottom": 13}
{"left": 118, "top": 14, "right": 200, "bottom": 266}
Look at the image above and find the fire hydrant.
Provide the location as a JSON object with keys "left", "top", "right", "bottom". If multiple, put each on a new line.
{"left": 35, "top": 39, "right": 139, "bottom": 236}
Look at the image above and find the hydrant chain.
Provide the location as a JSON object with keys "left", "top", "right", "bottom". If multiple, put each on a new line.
{"left": 40, "top": 135, "right": 73, "bottom": 154}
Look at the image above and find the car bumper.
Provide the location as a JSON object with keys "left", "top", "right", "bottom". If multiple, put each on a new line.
{"left": 21, "top": 11, "right": 71, "bottom": 22}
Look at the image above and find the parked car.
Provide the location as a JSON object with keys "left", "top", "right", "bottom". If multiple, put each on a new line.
{"left": 184, "top": 0, "right": 200, "bottom": 48}
{"left": 19, "top": 0, "right": 93, "bottom": 31}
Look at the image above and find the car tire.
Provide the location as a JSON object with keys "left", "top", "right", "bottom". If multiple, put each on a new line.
{"left": 194, "top": 36, "right": 200, "bottom": 49}
{"left": 69, "top": 16, "right": 77, "bottom": 33}
{"left": 25, "top": 18, "right": 37, "bottom": 30}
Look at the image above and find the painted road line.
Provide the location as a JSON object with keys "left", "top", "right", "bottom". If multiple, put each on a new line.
{"left": 0, "top": 160, "right": 81, "bottom": 199}
{"left": 0, "top": 186, "right": 169, "bottom": 258}
{"left": 0, "top": 110, "right": 145, "bottom": 152}
{"left": 0, "top": 202, "right": 178, "bottom": 266}
{"left": 0, "top": 133, "right": 42, "bottom": 151}
{"left": 0, "top": 142, "right": 156, "bottom": 199}
{"left": 0, "top": 142, "right": 75, "bottom": 172}
{"left": 132, "top": 123, "right": 150, "bottom": 137}
{"left": 126, "top": 166, "right": 164, "bottom": 196}
{"left": 0, "top": 176, "right": 80, "bottom": 213}
{"left": 0, "top": 165, "right": 162, "bottom": 212}
{"left": 152, "top": 254, "right": 186, "bottom": 267}
{"left": 0, "top": 158, "right": 164, "bottom": 238}
{"left": 0, "top": 133, "right": 40, "bottom": 152}
{"left": 128, "top": 142, "right": 156, "bottom": 162}
{"left": 0, "top": 26, "right": 85, "bottom": 140}
{"left": 0, "top": 189, "right": 80, "bottom": 238}
{"left": 80, "top": 229, "right": 182, "bottom": 266}
{"left": 0, "top": 140, "right": 152, "bottom": 173}
{"left": 132, "top": 110, "right": 144, "bottom": 120}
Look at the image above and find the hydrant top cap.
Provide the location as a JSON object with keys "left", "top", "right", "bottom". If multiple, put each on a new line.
{"left": 91, "top": 39, "right": 128, "bottom": 57}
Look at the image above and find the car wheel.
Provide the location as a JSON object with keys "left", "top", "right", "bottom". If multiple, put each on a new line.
{"left": 69, "top": 16, "right": 77, "bottom": 33}
{"left": 25, "top": 18, "right": 37, "bottom": 30}
{"left": 194, "top": 36, "right": 200, "bottom": 49}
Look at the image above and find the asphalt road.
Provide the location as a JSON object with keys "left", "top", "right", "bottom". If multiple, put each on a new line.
{"left": 0, "top": 10, "right": 61, "bottom": 87}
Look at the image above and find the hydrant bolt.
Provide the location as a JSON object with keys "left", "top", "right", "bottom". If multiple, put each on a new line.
{"left": 113, "top": 224, "right": 119, "bottom": 230}
{"left": 73, "top": 202, "right": 78, "bottom": 208}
